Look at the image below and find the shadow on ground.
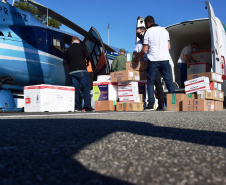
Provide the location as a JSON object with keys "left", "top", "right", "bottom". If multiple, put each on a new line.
{"left": 0, "top": 119, "right": 225, "bottom": 184}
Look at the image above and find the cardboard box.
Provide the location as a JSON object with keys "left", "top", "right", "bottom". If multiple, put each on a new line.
{"left": 193, "top": 99, "right": 214, "bottom": 111}
{"left": 218, "top": 91, "right": 224, "bottom": 102}
{"left": 166, "top": 93, "right": 194, "bottom": 111}
{"left": 209, "top": 82, "right": 222, "bottom": 91}
{"left": 116, "top": 102, "right": 126, "bottom": 111}
{"left": 110, "top": 70, "right": 140, "bottom": 82}
{"left": 187, "top": 72, "right": 222, "bottom": 83}
{"left": 191, "top": 50, "right": 212, "bottom": 64}
{"left": 214, "top": 101, "right": 224, "bottom": 111}
{"left": 182, "top": 99, "right": 194, "bottom": 111}
{"left": 126, "top": 61, "right": 147, "bottom": 71}
{"left": 187, "top": 62, "right": 211, "bottom": 75}
{"left": 95, "top": 100, "right": 116, "bottom": 111}
{"left": 93, "top": 81, "right": 118, "bottom": 101}
{"left": 116, "top": 102, "right": 144, "bottom": 111}
{"left": 197, "top": 90, "right": 217, "bottom": 100}
{"left": 185, "top": 76, "right": 210, "bottom": 94}
{"left": 126, "top": 102, "right": 144, "bottom": 111}
{"left": 24, "top": 85, "right": 75, "bottom": 112}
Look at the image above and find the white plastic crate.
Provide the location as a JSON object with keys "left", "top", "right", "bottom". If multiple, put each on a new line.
{"left": 24, "top": 85, "right": 75, "bottom": 112}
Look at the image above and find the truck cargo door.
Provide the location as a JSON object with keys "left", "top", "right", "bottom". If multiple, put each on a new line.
{"left": 205, "top": 1, "right": 222, "bottom": 74}
{"left": 83, "top": 27, "right": 110, "bottom": 77}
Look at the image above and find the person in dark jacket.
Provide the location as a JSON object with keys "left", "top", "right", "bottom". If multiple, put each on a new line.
{"left": 111, "top": 48, "right": 127, "bottom": 71}
{"left": 65, "top": 36, "right": 94, "bottom": 112}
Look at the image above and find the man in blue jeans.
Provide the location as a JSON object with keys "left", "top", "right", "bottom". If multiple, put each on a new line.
{"left": 65, "top": 36, "right": 94, "bottom": 112}
{"left": 133, "top": 16, "right": 175, "bottom": 111}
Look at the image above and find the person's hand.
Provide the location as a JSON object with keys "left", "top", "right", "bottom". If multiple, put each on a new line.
{"left": 187, "top": 63, "right": 190, "bottom": 68}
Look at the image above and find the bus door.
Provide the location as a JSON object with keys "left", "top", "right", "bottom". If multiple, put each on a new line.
{"left": 83, "top": 27, "right": 110, "bottom": 79}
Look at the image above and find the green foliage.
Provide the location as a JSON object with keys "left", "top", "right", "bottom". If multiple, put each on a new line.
{"left": 14, "top": 0, "right": 62, "bottom": 29}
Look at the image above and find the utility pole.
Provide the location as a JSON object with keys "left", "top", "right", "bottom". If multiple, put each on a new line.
{"left": 107, "top": 24, "right": 111, "bottom": 45}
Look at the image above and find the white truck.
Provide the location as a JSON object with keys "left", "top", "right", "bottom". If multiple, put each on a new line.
{"left": 136, "top": 1, "right": 226, "bottom": 106}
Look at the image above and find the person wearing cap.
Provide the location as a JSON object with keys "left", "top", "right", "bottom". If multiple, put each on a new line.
{"left": 111, "top": 48, "right": 127, "bottom": 72}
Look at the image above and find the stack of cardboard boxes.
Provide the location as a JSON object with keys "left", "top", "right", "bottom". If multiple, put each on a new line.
{"left": 187, "top": 50, "right": 212, "bottom": 75}
{"left": 93, "top": 75, "right": 118, "bottom": 111}
{"left": 167, "top": 72, "right": 224, "bottom": 111}
{"left": 94, "top": 60, "right": 148, "bottom": 111}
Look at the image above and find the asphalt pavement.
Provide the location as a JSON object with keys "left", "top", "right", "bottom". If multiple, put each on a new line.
{"left": 0, "top": 110, "right": 226, "bottom": 185}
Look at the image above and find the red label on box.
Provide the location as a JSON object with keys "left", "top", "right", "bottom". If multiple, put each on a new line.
{"left": 209, "top": 82, "right": 213, "bottom": 90}
{"left": 25, "top": 98, "right": 31, "bottom": 104}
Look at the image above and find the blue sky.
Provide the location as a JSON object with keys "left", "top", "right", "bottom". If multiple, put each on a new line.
{"left": 7, "top": 0, "right": 226, "bottom": 52}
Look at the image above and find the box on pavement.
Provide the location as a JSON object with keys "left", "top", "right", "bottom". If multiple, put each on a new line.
{"left": 126, "top": 102, "right": 144, "bottom": 111}
{"left": 116, "top": 102, "right": 143, "bottom": 111}
{"left": 166, "top": 93, "right": 194, "bottom": 111}
{"left": 185, "top": 76, "right": 210, "bottom": 94}
{"left": 214, "top": 101, "right": 223, "bottom": 111}
{"left": 182, "top": 99, "right": 194, "bottom": 111}
{"left": 118, "top": 81, "right": 140, "bottom": 102}
{"left": 187, "top": 72, "right": 222, "bottom": 83}
{"left": 93, "top": 81, "right": 118, "bottom": 101}
{"left": 116, "top": 102, "right": 126, "bottom": 111}
{"left": 193, "top": 99, "right": 214, "bottom": 111}
{"left": 110, "top": 70, "right": 140, "bottom": 82}
{"left": 126, "top": 61, "right": 147, "bottom": 71}
{"left": 187, "top": 62, "right": 211, "bottom": 75}
{"left": 95, "top": 100, "right": 116, "bottom": 111}
{"left": 24, "top": 85, "right": 75, "bottom": 112}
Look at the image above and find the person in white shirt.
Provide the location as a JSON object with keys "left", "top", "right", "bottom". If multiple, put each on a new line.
{"left": 133, "top": 26, "right": 165, "bottom": 110}
{"left": 177, "top": 43, "right": 199, "bottom": 88}
{"left": 133, "top": 15, "right": 175, "bottom": 111}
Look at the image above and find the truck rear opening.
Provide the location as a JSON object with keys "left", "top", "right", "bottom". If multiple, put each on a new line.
{"left": 166, "top": 19, "right": 212, "bottom": 88}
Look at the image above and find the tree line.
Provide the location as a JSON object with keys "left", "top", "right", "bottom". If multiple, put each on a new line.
{"left": 14, "top": 0, "right": 62, "bottom": 29}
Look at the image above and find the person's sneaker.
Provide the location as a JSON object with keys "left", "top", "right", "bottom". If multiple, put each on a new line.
{"left": 83, "top": 107, "right": 95, "bottom": 112}
{"left": 156, "top": 107, "right": 166, "bottom": 111}
{"left": 74, "top": 109, "right": 82, "bottom": 112}
{"left": 144, "top": 106, "right": 154, "bottom": 111}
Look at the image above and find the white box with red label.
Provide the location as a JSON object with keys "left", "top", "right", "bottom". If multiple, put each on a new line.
{"left": 185, "top": 76, "right": 210, "bottom": 94}
{"left": 187, "top": 62, "right": 211, "bottom": 75}
{"left": 93, "top": 81, "right": 118, "bottom": 101}
{"left": 24, "top": 85, "right": 75, "bottom": 112}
